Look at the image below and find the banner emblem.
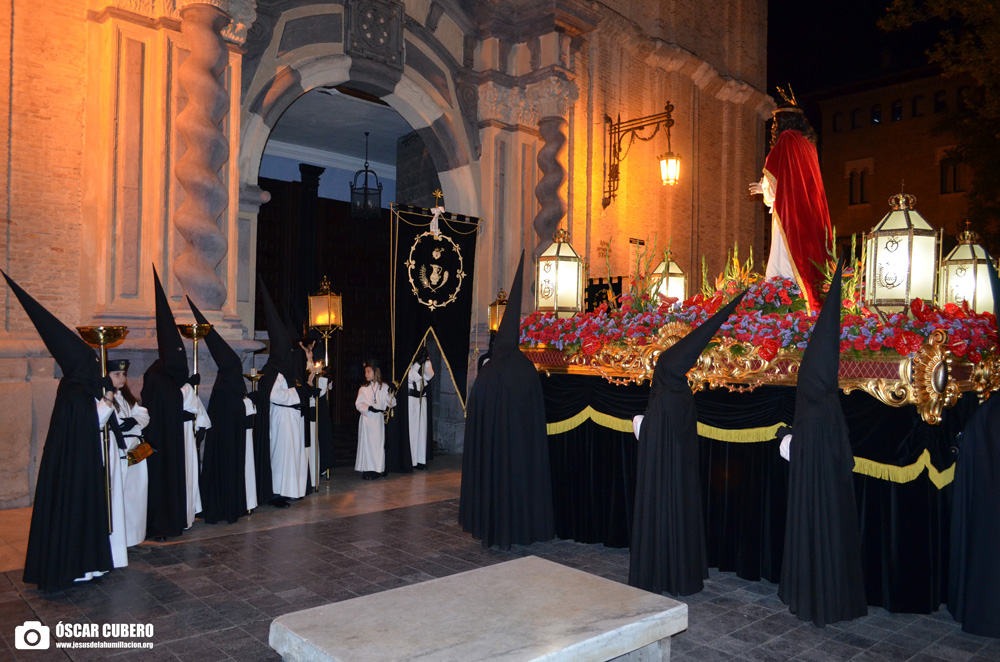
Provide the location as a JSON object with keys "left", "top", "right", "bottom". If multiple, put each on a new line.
{"left": 405, "top": 231, "right": 466, "bottom": 310}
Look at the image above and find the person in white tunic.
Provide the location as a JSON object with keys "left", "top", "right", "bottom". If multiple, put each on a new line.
{"left": 355, "top": 359, "right": 395, "bottom": 480}
{"left": 107, "top": 360, "right": 150, "bottom": 547}
{"left": 181, "top": 379, "right": 210, "bottom": 528}
{"left": 270, "top": 358, "right": 319, "bottom": 500}
{"left": 308, "top": 372, "right": 330, "bottom": 488}
{"left": 407, "top": 348, "right": 434, "bottom": 469}
{"left": 244, "top": 396, "right": 258, "bottom": 511}
{"left": 94, "top": 389, "right": 127, "bottom": 576}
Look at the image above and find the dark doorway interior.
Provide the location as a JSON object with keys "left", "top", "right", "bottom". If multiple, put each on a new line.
{"left": 256, "top": 175, "right": 392, "bottom": 465}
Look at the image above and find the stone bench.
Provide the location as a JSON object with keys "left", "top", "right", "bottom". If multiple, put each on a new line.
{"left": 270, "top": 555, "right": 688, "bottom": 661}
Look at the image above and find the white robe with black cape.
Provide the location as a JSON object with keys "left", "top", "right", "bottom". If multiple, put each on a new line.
{"left": 458, "top": 252, "right": 555, "bottom": 549}
{"left": 778, "top": 253, "right": 867, "bottom": 626}
{"left": 628, "top": 291, "right": 745, "bottom": 596}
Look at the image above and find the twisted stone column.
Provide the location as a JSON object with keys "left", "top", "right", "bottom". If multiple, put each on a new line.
{"left": 533, "top": 116, "right": 567, "bottom": 257}
{"left": 174, "top": 4, "right": 231, "bottom": 310}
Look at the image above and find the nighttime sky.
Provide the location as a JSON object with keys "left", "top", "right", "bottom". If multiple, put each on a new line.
{"left": 767, "top": 0, "right": 940, "bottom": 97}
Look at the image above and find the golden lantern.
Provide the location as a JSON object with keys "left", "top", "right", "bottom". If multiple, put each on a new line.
{"left": 864, "top": 193, "right": 941, "bottom": 321}
{"left": 649, "top": 250, "right": 686, "bottom": 301}
{"left": 488, "top": 289, "right": 508, "bottom": 332}
{"left": 535, "top": 229, "right": 584, "bottom": 318}
{"left": 658, "top": 152, "right": 681, "bottom": 186}
{"left": 308, "top": 276, "right": 343, "bottom": 366}
{"left": 938, "top": 223, "right": 994, "bottom": 313}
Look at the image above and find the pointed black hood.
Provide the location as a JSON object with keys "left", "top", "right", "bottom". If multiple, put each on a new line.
{"left": 493, "top": 251, "right": 526, "bottom": 360}
{"left": 2, "top": 271, "right": 105, "bottom": 398}
{"left": 796, "top": 252, "right": 847, "bottom": 411}
{"left": 188, "top": 297, "right": 245, "bottom": 395}
{"left": 651, "top": 290, "right": 747, "bottom": 398}
{"left": 259, "top": 277, "right": 295, "bottom": 382}
{"left": 153, "top": 266, "right": 189, "bottom": 384}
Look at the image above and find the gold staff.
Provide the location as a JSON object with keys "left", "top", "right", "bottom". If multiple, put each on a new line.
{"left": 76, "top": 325, "right": 129, "bottom": 532}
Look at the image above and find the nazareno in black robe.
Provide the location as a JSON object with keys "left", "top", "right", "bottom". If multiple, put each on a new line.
{"left": 947, "top": 256, "right": 1000, "bottom": 638}
{"left": 142, "top": 267, "right": 191, "bottom": 539}
{"left": 459, "top": 251, "right": 555, "bottom": 549}
{"left": 189, "top": 297, "right": 248, "bottom": 524}
{"left": 628, "top": 290, "right": 746, "bottom": 596}
{"left": 3, "top": 271, "right": 114, "bottom": 592}
{"left": 778, "top": 253, "right": 867, "bottom": 626}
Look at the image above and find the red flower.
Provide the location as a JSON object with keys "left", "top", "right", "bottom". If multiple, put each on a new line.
{"left": 894, "top": 330, "right": 924, "bottom": 356}
{"left": 581, "top": 336, "right": 601, "bottom": 355}
{"left": 868, "top": 340, "right": 882, "bottom": 352}
{"left": 910, "top": 299, "right": 935, "bottom": 323}
{"left": 759, "top": 338, "right": 779, "bottom": 362}
{"left": 853, "top": 337, "right": 866, "bottom": 351}
{"left": 949, "top": 337, "right": 969, "bottom": 358}
{"left": 968, "top": 349, "right": 982, "bottom": 364}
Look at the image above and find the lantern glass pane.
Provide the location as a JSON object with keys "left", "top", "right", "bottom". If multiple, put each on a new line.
{"left": 555, "top": 258, "right": 581, "bottom": 309}
{"left": 869, "top": 233, "right": 912, "bottom": 299}
{"left": 909, "top": 234, "right": 937, "bottom": 301}
{"left": 660, "top": 156, "right": 680, "bottom": 185}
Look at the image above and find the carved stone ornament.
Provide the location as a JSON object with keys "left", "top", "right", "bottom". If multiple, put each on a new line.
{"left": 478, "top": 82, "right": 536, "bottom": 127}
{"left": 527, "top": 77, "right": 579, "bottom": 120}
{"left": 102, "top": 0, "right": 257, "bottom": 44}
{"left": 344, "top": 0, "right": 405, "bottom": 71}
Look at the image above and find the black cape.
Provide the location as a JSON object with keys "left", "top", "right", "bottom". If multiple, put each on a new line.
{"left": 628, "top": 291, "right": 745, "bottom": 596}
{"left": 778, "top": 253, "right": 867, "bottom": 626}
{"left": 23, "top": 380, "right": 113, "bottom": 592}
{"left": 458, "top": 252, "right": 555, "bottom": 549}
{"left": 141, "top": 360, "right": 189, "bottom": 538}
{"left": 947, "top": 257, "right": 1000, "bottom": 637}
{"left": 190, "top": 298, "right": 248, "bottom": 524}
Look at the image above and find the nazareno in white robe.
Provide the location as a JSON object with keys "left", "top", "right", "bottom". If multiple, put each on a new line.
{"left": 355, "top": 381, "right": 395, "bottom": 473}
{"left": 407, "top": 361, "right": 434, "bottom": 466}
{"left": 111, "top": 392, "right": 150, "bottom": 547}
{"left": 307, "top": 376, "right": 329, "bottom": 486}
{"left": 270, "top": 373, "right": 307, "bottom": 499}
{"left": 243, "top": 397, "right": 258, "bottom": 510}
{"left": 181, "top": 383, "right": 210, "bottom": 528}
{"left": 80, "top": 399, "right": 124, "bottom": 581}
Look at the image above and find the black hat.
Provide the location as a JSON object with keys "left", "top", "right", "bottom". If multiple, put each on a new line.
{"left": 258, "top": 277, "right": 294, "bottom": 382}
{"left": 2, "top": 271, "right": 104, "bottom": 398}
{"left": 153, "top": 266, "right": 189, "bottom": 384}
{"left": 106, "top": 358, "right": 130, "bottom": 373}
{"left": 493, "top": 250, "right": 525, "bottom": 359}
{"left": 796, "top": 251, "right": 847, "bottom": 411}
{"left": 650, "top": 290, "right": 747, "bottom": 399}
{"left": 187, "top": 296, "right": 245, "bottom": 394}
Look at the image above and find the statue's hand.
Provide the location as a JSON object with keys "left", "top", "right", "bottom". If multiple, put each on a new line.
{"left": 748, "top": 181, "right": 763, "bottom": 196}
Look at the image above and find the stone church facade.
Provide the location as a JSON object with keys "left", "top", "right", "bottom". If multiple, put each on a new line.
{"left": 0, "top": 0, "right": 770, "bottom": 508}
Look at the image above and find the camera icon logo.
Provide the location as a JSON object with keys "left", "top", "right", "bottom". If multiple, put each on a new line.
{"left": 14, "top": 620, "right": 51, "bottom": 649}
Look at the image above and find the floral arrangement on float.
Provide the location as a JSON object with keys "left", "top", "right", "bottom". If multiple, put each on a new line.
{"left": 520, "top": 237, "right": 1000, "bottom": 424}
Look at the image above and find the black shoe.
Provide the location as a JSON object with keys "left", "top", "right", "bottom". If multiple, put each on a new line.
{"left": 270, "top": 496, "right": 291, "bottom": 508}
{"left": 415, "top": 463, "right": 427, "bottom": 470}
{"left": 380, "top": 470, "right": 387, "bottom": 478}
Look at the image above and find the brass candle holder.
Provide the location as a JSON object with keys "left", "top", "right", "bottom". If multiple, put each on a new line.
{"left": 177, "top": 323, "right": 212, "bottom": 394}
{"left": 244, "top": 367, "right": 263, "bottom": 392}
{"left": 76, "top": 325, "right": 129, "bottom": 533}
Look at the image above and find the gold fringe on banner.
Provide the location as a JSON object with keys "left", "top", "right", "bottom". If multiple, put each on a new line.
{"left": 545, "top": 408, "right": 956, "bottom": 488}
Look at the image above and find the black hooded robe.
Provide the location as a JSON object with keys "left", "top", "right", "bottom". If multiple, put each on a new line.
{"left": 3, "top": 271, "right": 114, "bottom": 592}
{"left": 778, "top": 253, "right": 867, "bottom": 626}
{"left": 458, "top": 251, "right": 555, "bottom": 549}
{"left": 628, "top": 292, "right": 746, "bottom": 596}
{"left": 947, "top": 257, "right": 1000, "bottom": 638}
{"left": 190, "top": 298, "right": 249, "bottom": 524}
{"left": 142, "top": 360, "right": 189, "bottom": 538}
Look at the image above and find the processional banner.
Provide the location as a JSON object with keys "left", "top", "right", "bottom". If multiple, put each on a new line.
{"left": 390, "top": 203, "right": 480, "bottom": 409}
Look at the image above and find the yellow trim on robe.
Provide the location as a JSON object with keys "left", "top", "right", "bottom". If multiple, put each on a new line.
{"left": 545, "top": 408, "right": 956, "bottom": 488}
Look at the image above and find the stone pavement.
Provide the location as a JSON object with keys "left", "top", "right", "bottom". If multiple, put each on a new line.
{"left": 1, "top": 456, "right": 997, "bottom": 661}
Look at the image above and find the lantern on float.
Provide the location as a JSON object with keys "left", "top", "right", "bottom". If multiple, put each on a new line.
{"left": 938, "top": 222, "right": 993, "bottom": 313}
{"left": 535, "top": 229, "right": 584, "bottom": 318}
{"left": 649, "top": 250, "right": 686, "bottom": 301}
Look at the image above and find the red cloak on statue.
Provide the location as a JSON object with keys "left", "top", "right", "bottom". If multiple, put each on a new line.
{"left": 763, "top": 130, "right": 833, "bottom": 313}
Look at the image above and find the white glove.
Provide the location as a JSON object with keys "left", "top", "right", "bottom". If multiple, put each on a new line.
{"left": 779, "top": 434, "right": 792, "bottom": 461}
{"left": 632, "top": 415, "right": 644, "bottom": 441}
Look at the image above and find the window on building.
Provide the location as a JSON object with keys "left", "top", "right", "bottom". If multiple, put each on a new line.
{"left": 849, "top": 171, "right": 858, "bottom": 205}
{"left": 859, "top": 169, "right": 869, "bottom": 204}
{"left": 956, "top": 86, "right": 971, "bottom": 111}
{"left": 912, "top": 95, "right": 924, "bottom": 117}
{"left": 940, "top": 158, "right": 966, "bottom": 194}
{"left": 934, "top": 90, "right": 947, "bottom": 113}
{"left": 891, "top": 100, "right": 903, "bottom": 121}
{"left": 871, "top": 104, "right": 882, "bottom": 125}
{"left": 832, "top": 112, "right": 844, "bottom": 132}
{"left": 851, "top": 108, "right": 862, "bottom": 129}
